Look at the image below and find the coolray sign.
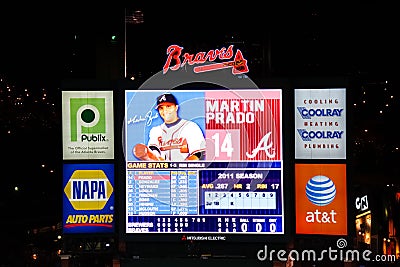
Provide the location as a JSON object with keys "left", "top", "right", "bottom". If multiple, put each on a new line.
{"left": 294, "top": 88, "right": 346, "bottom": 159}
{"left": 62, "top": 91, "right": 114, "bottom": 160}
{"left": 63, "top": 163, "right": 115, "bottom": 234}
{"left": 295, "top": 163, "right": 347, "bottom": 235}
{"left": 162, "top": 45, "right": 249, "bottom": 75}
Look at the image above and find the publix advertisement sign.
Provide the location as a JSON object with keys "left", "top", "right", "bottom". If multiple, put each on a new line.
{"left": 61, "top": 91, "right": 114, "bottom": 160}
{"left": 63, "top": 163, "right": 115, "bottom": 234}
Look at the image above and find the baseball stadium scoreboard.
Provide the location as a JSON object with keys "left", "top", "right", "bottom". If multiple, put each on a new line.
{"left": 124, "top": 89, "right": 284, "bottom": 236}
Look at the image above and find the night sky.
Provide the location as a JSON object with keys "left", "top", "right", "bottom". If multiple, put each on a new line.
{"left": 0, "top": 4, "right": 398, "bottom": 263}
{"left": 0, "top": 5, "right": 396, "bottom": 84}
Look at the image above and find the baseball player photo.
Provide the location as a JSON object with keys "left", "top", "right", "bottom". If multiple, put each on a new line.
{"left": 125, "top": 91, "right": 206, "bottom": 161}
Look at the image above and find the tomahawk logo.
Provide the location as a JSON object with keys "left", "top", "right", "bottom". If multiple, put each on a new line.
{"left": 70, "top": 98, "right": 106, "bottom": 142}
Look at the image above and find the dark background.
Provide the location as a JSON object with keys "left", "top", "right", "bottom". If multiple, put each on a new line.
{"left": 0, "top": 4, "right": 398, "bottom": 265}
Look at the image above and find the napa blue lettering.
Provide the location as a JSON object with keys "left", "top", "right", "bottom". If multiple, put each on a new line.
{"left": 72, "top": 180, "right": 107, "bottom": 200}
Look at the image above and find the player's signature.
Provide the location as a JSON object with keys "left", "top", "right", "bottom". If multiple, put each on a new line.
{"left": 127, "top": 110, "right": 159, "bottom": 126}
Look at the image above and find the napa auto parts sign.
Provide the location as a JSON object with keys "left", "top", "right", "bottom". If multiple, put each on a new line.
{"left": 63, "top": 163, "right": 114, "bottom": 234}
{"left": 294, "top": 88, "right": 346, "bottom": 159}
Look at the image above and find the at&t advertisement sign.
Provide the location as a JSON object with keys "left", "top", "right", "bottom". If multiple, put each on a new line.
{"left": 295, "top": 163, "right": 347, "bottom": 235}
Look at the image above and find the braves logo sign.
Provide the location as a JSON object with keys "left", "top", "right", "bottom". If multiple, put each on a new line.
{"left": 163, "top": 44, "right": 249, "bottom": 75}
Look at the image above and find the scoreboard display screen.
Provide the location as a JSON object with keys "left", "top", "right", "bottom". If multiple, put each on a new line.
{"left": 124, "top": 89, "right": 284, "bottom": 237}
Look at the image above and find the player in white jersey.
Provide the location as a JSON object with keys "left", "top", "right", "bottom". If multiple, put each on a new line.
{"left": 133, "top": 93, "right": 206, "bottom": 161}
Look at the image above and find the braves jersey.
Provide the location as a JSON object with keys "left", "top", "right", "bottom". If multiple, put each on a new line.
{"left": 148, "top": 119, "right": 206, "bottom": 161}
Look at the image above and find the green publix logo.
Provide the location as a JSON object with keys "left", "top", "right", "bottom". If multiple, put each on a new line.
{"left": 70, "top": 97, "right": 108, "bottom": 142}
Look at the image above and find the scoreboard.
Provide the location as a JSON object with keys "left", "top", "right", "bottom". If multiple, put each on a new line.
{"left": 124, "top": 89, "right": 284, "bottom": 236}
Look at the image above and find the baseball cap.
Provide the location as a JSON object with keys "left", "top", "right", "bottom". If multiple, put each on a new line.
{"left": 155, "top": 93, "right": 178, "bottom": 108}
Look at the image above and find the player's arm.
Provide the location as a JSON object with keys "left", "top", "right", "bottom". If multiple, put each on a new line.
{"left": 133, "top": 143, "right": 164, "bottom": 161}
{"left": 135, "top": 126, "right": 164, "bottom": 161}
{"left": 185, "top": 151, "right": 205, "bottom": 160}
{"left": 185, "top": 121, "right": 206, "bottom": 160}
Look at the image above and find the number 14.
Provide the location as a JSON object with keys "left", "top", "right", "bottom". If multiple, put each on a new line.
{"left": 212, "top": 132, "right": 234, "bottom": 157}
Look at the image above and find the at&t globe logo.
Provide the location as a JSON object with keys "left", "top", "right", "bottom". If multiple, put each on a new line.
{"left": 305, "top": 175, "right": 338, "bottom": 223}
{"left": 306, "top": 175, "right": 336, "bottom": 206}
